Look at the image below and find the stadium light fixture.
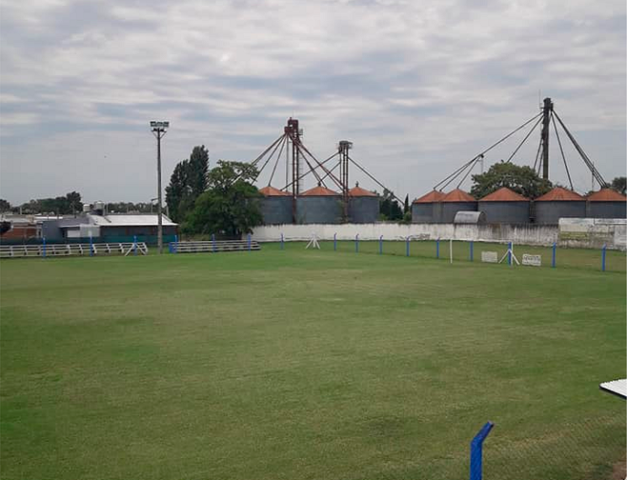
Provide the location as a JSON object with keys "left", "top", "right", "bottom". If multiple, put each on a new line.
{"left": 150, "top": 121, "right": 169, "bottom": 254}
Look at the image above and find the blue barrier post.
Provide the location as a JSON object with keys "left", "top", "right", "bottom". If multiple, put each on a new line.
{"left": 211, "top": 234, "right": 216, "bottom": 253}
{"left": 247, "top": 234, "right": 252, "bottom": 252}
{"left": 355, "top": 234, "right": 359, "bottom": 253}
{"left": 436, "top": 238, "right": 440, "bottom": 259}
{"left": 89, "top": 234, "right": 94, "bottom": 257}
{"left": 469, "top": 421, "right": 494, "bottom": 480}
{"left": 552, "top": 242, "right": 556, "bottom": 268}
{"left": 133, "top": 235, "right": 138, "bottom": 256}
{"left": 406, "top": 237, "right": 410, "bottom": 257}
{"left": 470, "top": 241, "right": 474, "bottom": 262}
{"left": 42, "top": 236, "right": 46, "bottom": 258}
{"left": 379, "top": 235, "right": 383, "bottom": 255}
{"left": 507, "top": 242, "right": 512, "bottom": 266}
{"left": 334, "top": 233, "right": 337, "bottom": 251}
{"left": 174, "top": 234, "right": 179, "bottom": 253}
{"left": 280, "top": 233, "right": 284, "bottom": 250}
{"left": 602, "top": 244, "right": 607, "bottom": 272}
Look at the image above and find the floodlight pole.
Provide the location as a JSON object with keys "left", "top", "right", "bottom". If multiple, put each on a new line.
{"left": 151, "top": 121, "right": 169, "bottom": 254}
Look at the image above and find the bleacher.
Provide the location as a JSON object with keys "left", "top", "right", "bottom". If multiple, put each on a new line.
{"left": 170, "top": 240, "right": 260, "bottom": 254}
{"left": 0, "top": 242, "right": 148, "bottom": 258}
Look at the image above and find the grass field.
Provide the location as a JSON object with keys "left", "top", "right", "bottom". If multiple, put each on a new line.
{"left": 1, "top": 242, "right": 625, "bottom": 480}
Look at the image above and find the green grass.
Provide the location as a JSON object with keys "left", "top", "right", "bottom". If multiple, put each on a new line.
{"left": 1, "top": 243, "right": 625, "bottom": 480}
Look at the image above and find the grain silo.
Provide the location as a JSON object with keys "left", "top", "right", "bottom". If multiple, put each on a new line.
{"left": 348, "top": 183, "right": 378, "bottom": 223}
{"left": 478, "top": 187, "right": 530, "bottom": 224}
{"left": 439, "top": 189, "right": 477, "bottom": 223}
{"left": 412, "top": 190, "right": 445, "bottom": 223}
{"left": 258, "top": 186, "right": 293, "bottom": 225}
{"left": 533, "top": 187, "right": 586, "bottom": 224}
{"left": 586, "top": 188, "right": 626, "bottom": 219}
{"left": 296, "top": 185, "right": 341, "bottom": 224}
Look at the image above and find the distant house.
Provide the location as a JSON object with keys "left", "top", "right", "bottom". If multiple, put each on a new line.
{"left": 42, "top": 213, "right": 178, "bottom": 243}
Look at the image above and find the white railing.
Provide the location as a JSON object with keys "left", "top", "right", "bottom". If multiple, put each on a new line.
{"left": 170, "top": 240, "right": 260, "bottom": 254}
{"left": 0, "top": 242, "right": 149, "bottom": 258}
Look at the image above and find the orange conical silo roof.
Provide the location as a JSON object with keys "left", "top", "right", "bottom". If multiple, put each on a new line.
{"left": 586, "top": 188, "right": 626, "bottom": 202}
{"left": 300, "top": 185, "right": 339, "bottom": 196}
{"left": 349, "top": 183, "right": 376, "bottom": 197}
{"left": 259, "top": 186, "right": 290, "bottom": 197}
{"left": 441, "top": 188, "right": 475, "bottom": 203}
{"left": 413, "top": 190, "right": 445, "bottom": 204}
{"left": 480, "top": 187, "right": 529, "bottom": 202}
{"left": 535, "top": 187, "right": 584, "bottom": 202}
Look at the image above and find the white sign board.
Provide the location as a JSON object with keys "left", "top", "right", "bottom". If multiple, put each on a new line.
{"left": 522, "top": 254, "right": 542, "bottom": 267}
{"left": 481, "top": 251, "right": 498, "bottom": 263}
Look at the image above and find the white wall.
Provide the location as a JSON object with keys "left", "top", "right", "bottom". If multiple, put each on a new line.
{"left": 251, "top": 219, "right": 627, "bottom": 251}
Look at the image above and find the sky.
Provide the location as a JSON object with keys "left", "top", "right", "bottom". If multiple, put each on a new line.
{"left": 1, "top": 0, "right": 625, "bottom": 205}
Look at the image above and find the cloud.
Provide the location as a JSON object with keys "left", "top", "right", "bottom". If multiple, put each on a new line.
{"left": 0, "top": 0, "right": 625, "bottom": 204}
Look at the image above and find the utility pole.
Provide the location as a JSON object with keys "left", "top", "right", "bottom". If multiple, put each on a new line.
{"left": 150, "top": 121, "right": 169, "bottom": 254}
{"left": 540, "top": 97, "right": 553, "bottom": 181}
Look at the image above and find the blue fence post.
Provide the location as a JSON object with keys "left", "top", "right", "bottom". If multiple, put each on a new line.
{"left": 470, "top": 240, "right": 474, "bottom": 262}
{"left": 602, "top": 244, "right": 607, "bottom": 272}
{"left": 42, "top": 236, "right": 46, "bottom": 258}
{"left": 211, "top": 234, "right": 216, "bottom": 253}
{"left": 406, "top": 236, "right": 410, "bottom": 257}
{"left": 379, "top": 235, "right": 383, "bottom": 255}
{"left": 552, "top": 242, "right": 556, "bottom": 268}
{"left": 174, "top": 234, "right": 179, "bottom": 253}
{"left": 89, "top": 234, "right": 94, "bottom": 257}
{"left": 355, "top": 234, "right": 359, "bottom": 253}
{"left": 469, "top": 421, "right": 494, "bottom": 480}
{"left": 436, "top": 238, "right": 440, "bottom": 259}
{"left": 507, "top": 242, "right": 512, "bottom": 266}
{"left": 334, "top": 233, "right": 337, "bottom": 251}
{"left": 280, "top": 233, "right": 284, "bottom": 250}
{"left": 247, "top": 234, "right": 252, "bottom": 252}
{"left": 133, "top": 235, "right": 138, "bottom": 256}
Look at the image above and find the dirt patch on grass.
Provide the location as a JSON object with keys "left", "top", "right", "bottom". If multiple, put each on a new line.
{"left": 611, "top": 459, "right": 626, "bottom": 480}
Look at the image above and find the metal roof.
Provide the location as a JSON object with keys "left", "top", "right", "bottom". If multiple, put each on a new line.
{"left": 349, "top": 184, "right": 376, "bottom": 197}
{"left": 413, "top": 190, "right": 445, "bottom": 204}
{"left": 586, "top": 188, "right": 627, "bottom": 202}
{"left": 441, "top": 188, "right": 475, "bottom": 203}
{"left": 535, "top": 187, "right": 584, "bottom": 202}
{"left": 300, "top": 186, "right": 339, "bottom": 196}
{"left": 259, "top": 186, "right": 291, "bottom": 197}
{"left": 479, "top": 187, "right": 529, "bottom": 202}
{"left": 87, "top": 214, "right": 177, "bottom": 227}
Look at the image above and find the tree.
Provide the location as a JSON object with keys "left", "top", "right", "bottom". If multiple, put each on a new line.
{"left": 183, "top": 160, "right": 262, "bottom": 237}
{"left": 378, "top": 189, "right": 403, "bottom": 221}
{"left": 0, "top": 199, "right": 11, "bottom": 212}
{"left": 166, "top": 146, "right": 209, "bottom": 222}
{"left": 470, "top": 162, "right": 553, "bottom": 199}
{"left": 18, "top": 192, "right": 82, "bottom": 214}
{"left": 0, "top": 221, "right": 10, "bottom": 235}
{"left": 611, "top": 176, "right": 626, "bottom": 195}
{"left": 403, "top": 194, "right": 410, "bottom": 214}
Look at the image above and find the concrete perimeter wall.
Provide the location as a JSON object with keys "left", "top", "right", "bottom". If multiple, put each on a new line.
{"left": 251, "top": 218, "right": 627, "bottom": 251}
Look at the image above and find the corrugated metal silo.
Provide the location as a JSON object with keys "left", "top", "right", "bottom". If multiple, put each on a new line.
{"left": 478, "top": 187, "right": 530, "bottom": 224}
{"left": 411, "top": 190, "right": 445, "bottom": 223}
{"left": 586, "top": 188, "right": 626, "bottom": 219}
{"left": 439, "top": 189, "right": 477, "bottom": 223}
{"left": 348, "top": 183, "right": 378, "bottom": 223}
{"left": 258, "top": 186, "right": 293, "bottom": 225}
{"left": 296, "top": 185, "right": 341, "bottom": 224}
{"left": 533, "top": 187, "right": 586, "bottom": 224}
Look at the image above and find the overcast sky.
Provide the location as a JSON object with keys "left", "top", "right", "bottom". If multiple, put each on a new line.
{"left": 1, "top": 0, "right": 625, "bottom": 205}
